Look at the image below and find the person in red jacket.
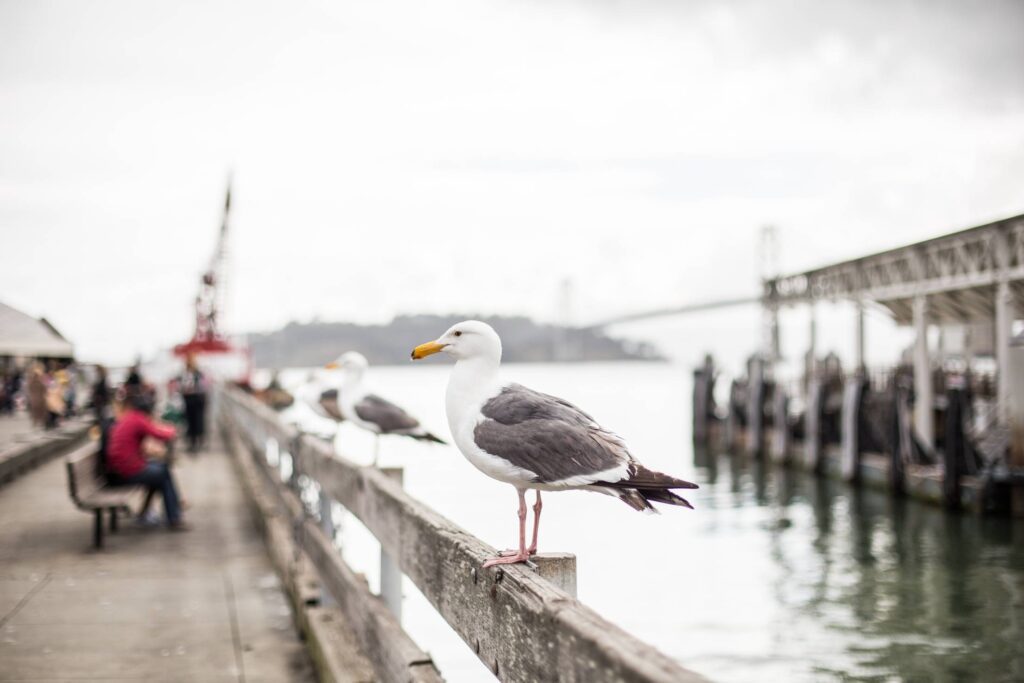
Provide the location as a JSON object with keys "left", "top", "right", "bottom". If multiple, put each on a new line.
{"left": 106, "top": 391, "right": 186, "bottom": 529}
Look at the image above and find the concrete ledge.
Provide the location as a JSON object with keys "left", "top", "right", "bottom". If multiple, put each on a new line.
{"left": 0, "top": 418, "right": 92, "bottom": 487}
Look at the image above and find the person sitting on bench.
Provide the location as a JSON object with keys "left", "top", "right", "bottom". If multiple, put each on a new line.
{"left": 105, "top": 391, "right": 188, "bottom": 530}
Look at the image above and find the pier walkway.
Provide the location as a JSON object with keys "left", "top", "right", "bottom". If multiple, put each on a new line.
{"left": 0, "top": 414, "right": 37, "bottom": 445}
{"left": 0, "top": 433, "right": 315, "bottom": 682}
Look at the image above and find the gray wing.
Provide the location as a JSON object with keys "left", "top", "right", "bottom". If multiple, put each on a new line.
{"left": 317, "top": 389, "right": 344, "bottom": 422}
{"left": 472, "top": 383, "right": 627, "bottom": 484}
{"left": 354, "top": 394, "right": 420, "bottom": 433}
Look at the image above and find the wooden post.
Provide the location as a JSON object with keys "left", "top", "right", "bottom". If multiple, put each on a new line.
{"left": 807, "top": 302, "right": 818, "bottom": 386}
{"left": 855, "top": 300, "right": 866, "bottom": 371}
{"left": 913, "top": 295, "right": 934, "bottom": 449}
{"left": 289, "top": 434, "right": 304, "bottom": 493}
{"left": 943, "top": 385, "right": 965, "bottom": 509}
{"left": 996, "top": 280, "right": 1013, "bottom": 423}
{"left": 890, "top": 381, "right": 913, "bottom": 496}
{"left": 379, "top": 467, "right": 403, "bottom": 620}
{"left": 840, "top": 377, "right": 865, "bottom": 482}
{"left": 805, "top": 379, "right": 824, "bottom": 474}
{"left": 692, "top": 355, "right": 714, "bottom": 445}
{"left": 771, "top": 388, "right": 789, "bottom": 464}
{"left": 724, "top": 380, "right": 739, "bottom": 450}
{"left": 531, "top": 552, "right": 577, "bottom": 599}
{"left": 319, "top": 488, "right": 337, "bottom": 608}
{"left": 746, "top": 356, "right": 764, "bottom": 458}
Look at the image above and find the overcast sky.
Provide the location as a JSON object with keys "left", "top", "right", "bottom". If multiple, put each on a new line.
{"left": 1, "top": 0, "right": 1023, "bottom": 364}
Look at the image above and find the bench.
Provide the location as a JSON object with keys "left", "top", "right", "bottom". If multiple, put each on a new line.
{"left": 65, "top": 442, "right": 145, "bottom": 548}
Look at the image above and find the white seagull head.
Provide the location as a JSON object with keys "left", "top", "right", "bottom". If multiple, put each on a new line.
{"left": 411, "top": 320, "right": 502, "bottom": 364}
{"left": 324, "top": 351, "right": 368, "bottom": 378}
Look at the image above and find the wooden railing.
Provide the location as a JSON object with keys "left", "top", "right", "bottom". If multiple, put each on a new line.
{"left": 218, "top": 386, "right": 706, "bottom": 683}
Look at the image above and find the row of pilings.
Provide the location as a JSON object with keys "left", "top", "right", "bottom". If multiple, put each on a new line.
{"left": 693, "top": 354, "right": 1022, "bottom": 516}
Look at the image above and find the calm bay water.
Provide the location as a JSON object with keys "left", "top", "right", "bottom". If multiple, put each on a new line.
{"left": 273, "top": 361, "right": 1024, "bottom": 682}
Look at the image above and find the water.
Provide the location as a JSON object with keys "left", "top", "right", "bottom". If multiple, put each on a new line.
{"left": 272, "top": 361, "right": 1024, "bottom": 682}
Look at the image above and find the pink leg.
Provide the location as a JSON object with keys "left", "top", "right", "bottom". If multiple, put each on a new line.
{"left": 483, "top": 489, "right": 530, "bottom": 568}
{"left": 527, "top": 491, "right": 542, "bottom": 555}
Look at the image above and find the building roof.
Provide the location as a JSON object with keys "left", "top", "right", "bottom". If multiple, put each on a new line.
{"left": 764, "top": 213, "right": 1024, "bottom": 324}
{"left": 0, "top": 301, "right": 74, "bottom": 358}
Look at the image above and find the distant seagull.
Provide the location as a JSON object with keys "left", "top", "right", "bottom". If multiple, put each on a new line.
{"left": 302, "top": 362, "right": 344, "bottom": 424}
{"left": 326, "top": 351, "right": 446, "bottom": 464}
{"left": 313, "top": 387, "right": 345, "bottom": 423}
{"left": 412, "top": 321, "right": 697, "bottom": 568}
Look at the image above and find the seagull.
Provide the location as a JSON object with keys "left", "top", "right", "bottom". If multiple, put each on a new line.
{"left": 411, "top": 321, "right": 697, "bottom": 568}
{"left": 298, "top": 362, "right": 344, "bottom": 425}
{"left": 313, "top": 387, "right": 345, "bottom": 423}
{"left": 326, "top": 351, "right": 446, "bottom": 464}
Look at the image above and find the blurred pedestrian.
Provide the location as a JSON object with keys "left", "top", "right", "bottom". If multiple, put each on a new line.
{"left": 91, "top": 365, "right": 111, "bottom": 424}
{"left": 125, "top": 362, "right": 142, "bottom": 389}
{"left": 8, "top": 367, "right": 23, "bottom": 412}
{"left": 26, "top": 363, "right": 48, "bottom": 428}
{"left": 57, "top": 362, "right": 78, "bottom": 417}
{"left": 177, "top": 354, "right": 208, "bottom": 453}
{"left": 0, "top": 366, "right": 14, "bottom": 415}
{"left": 44, "top": 362, "right": 63, "bottom": 429}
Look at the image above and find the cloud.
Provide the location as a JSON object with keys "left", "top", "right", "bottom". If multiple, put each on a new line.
{"left": 0, "top": 0, "right": 1021, "bottom": 364}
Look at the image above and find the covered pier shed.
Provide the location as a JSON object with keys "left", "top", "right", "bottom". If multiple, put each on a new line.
{"left": 0, "top": 300, "right": 74, "bottom": 364}
{"left": 763, "top": 213, "right": 1024, "bottom": 457}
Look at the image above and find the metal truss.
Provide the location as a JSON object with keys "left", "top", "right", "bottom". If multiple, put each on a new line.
{"left": 765, "top": 214, "right": 1024, "bottom": 324}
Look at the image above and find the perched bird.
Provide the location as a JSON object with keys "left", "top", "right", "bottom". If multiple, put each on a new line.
{"left": 326, "top": 351, "right": 446, "bottom": 463}
{"left": 314, "top": 387, "right": 345, "bottom": 423}
{"left": 299, "top": 361, "right": 344, "bottom": 424}
{"left": 412, "top": 321, "right": 697, "bottom": 568}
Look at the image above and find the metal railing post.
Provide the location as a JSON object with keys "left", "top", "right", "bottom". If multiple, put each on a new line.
{"left": 379, "top": 467, "right": 403, "bottom": 620}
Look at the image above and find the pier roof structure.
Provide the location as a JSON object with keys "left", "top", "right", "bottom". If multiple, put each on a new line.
{"left": 0, "top": 301, "right": 74, "bottom": 358}
{"left": 764, "top": 213, "right": 1024, "bottom": 324}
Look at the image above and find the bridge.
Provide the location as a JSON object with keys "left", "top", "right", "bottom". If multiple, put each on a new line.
{"left": 0, "top": 392, "right": 707, "bottom": 682}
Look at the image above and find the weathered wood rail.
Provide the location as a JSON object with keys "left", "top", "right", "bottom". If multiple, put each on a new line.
{"left": 219, "top": 386, "right": 706, "bottom": 683}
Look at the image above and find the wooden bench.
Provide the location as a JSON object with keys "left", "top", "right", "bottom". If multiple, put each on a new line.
{"left": 65, "top": 443, "right": 145, "bottom": 548}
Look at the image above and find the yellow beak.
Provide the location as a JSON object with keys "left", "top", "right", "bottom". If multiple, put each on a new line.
{"left": 324, "top": 361, "right": 339, "bottom": 369}
{"left": 411, "top": 340, "right": 445, "bottom": 360}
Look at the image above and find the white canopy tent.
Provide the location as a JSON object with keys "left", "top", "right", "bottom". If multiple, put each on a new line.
{"left": 0, "top": 301, "right": 74, "bottom": 359}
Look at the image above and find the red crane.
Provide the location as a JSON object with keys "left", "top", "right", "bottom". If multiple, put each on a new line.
{"left": 174, "top": 179, "right": 243, "bottom": 361}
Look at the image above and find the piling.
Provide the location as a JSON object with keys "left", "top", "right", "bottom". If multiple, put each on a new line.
{"left": 697, "top": 213, "right": 1024, "bottom": 516}
{"left": 805, "top": 378, "right": 824, "bottom": 474}
{"left": 746, "top": 356, "right": 765, "bottom": 458}
{"left": 840, "top": 375, "right": 866, "bottom": 483}
{"left": 771, "top": 388, "right": 789, "bottom": 464}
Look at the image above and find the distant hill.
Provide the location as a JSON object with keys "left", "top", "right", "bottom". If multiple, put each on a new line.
{"left": 247, "top": 314, "right": 663, "bottom": 368}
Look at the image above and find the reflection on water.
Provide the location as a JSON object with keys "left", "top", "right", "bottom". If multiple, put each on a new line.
{"left": 695, "top": 445, "right": 1024, "bottom": 682}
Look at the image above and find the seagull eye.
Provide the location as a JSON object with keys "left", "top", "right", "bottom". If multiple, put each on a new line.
{"left": 454, "top": 331, "right": 462, "bottom": 337}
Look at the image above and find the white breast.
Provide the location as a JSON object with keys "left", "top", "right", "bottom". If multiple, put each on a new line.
{"left": 445, "top": 373, "right": 537, "bottom": 487}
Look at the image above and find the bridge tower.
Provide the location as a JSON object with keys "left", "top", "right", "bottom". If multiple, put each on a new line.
{"left": 759, "top": 225, "right": 781, "bottom": 360}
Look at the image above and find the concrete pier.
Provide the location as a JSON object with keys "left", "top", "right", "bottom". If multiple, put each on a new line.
{"left": 0, "top": 435, "right": 315, "bottom": 681}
